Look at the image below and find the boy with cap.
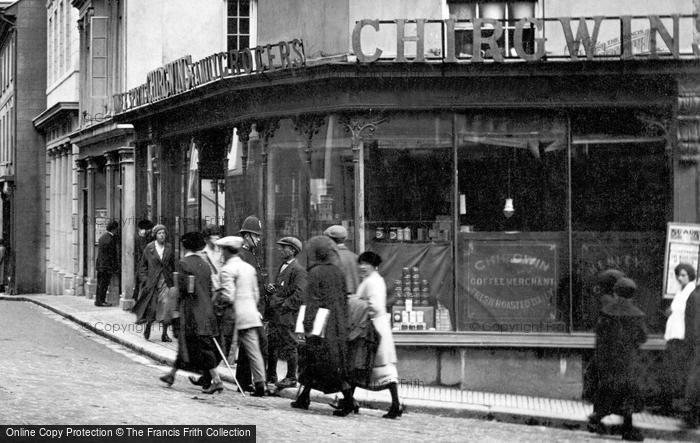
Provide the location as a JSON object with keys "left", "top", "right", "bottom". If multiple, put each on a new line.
{"left": 324, "top": 225, "right": 359, "bottom": 295}
{"left": 267, "top": 236, "right": 307, "bottom": 389}
{"left": 588, "top": 277, "right": 647, "bottom": 441}
{"left": 216, "top": 235, "right": 267, "bottom": 397}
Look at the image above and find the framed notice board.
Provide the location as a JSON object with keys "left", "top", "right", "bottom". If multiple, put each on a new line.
{"left": 663, "top": 222, "right": 700, "bottom": 299}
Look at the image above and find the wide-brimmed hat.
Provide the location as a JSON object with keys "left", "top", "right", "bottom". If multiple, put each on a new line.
{"left": 137, "top": 219, "right": 154, "bottom": 230}
{"left": 277, "top": 236, "right": 302, "bottom": 254}
{"left": 181, "top": 232, "right": 206, "bottom": 251}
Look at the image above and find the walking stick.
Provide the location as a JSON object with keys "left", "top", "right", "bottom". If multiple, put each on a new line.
{"left": 212, "top": 335, "right": 245, "bottom": 397}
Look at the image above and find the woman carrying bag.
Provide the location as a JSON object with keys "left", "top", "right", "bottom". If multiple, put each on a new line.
{"left": 347, "top": 251, "right": 404, "bottom": 419}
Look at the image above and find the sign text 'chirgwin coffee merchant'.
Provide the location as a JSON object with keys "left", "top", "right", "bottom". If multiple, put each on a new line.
{"left": 114, "top": 39, "right": 305, "bottom": 113}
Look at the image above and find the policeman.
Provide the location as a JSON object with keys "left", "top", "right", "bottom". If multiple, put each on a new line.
{"left": 235, "top": 215, "right": 270, "bottom": 392}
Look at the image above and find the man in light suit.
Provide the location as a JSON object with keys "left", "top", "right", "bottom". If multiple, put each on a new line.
{"left": 95, "top": 220, "right": 120, "bottom": 307}
{"left": 216, "top": 235, "right": 267, "bottom": 397}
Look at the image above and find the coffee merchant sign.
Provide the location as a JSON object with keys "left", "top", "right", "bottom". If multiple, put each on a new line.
{"left": 352, "top": 15, "right": 695, "bottom": 63}
{"left": 114, "top": 39, "right": 305, "bottom": 113}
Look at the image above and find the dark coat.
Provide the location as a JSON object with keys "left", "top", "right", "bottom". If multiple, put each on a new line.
{"left": 134, "top": 233, "right": 150, "bottom": 274}
{"left": 269, "top": 259, "right": 307, "bottom": 328}
{"left": 299, "top": 235, "right": 350, "bottom": 394}
{"left": 239, "top": 246, "right": 268, "bottom": 317}
{"left": 174, "top": 254, "right": 221, "bottom": 371}
{"left": 685, "top": 286, "right": 700, "bottom": 412}
{"left": 96, "top": 232, "right": 119, "bottom": 273}
{"left": 132, "top": 241, "right": 175, "bottom": 323}
{"left": 591, "top": 298, "right": 647, "bottom": 416}
{"left": 177, "top": 254, "right": 218, "bottom": 336}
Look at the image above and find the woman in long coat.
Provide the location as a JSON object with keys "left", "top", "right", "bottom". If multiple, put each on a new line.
{"left": 588, "top": 277, "right": 647, "bottom": 441}
{"left": 132, "top": 224, "right": 175, "bottom": 342}
{"left": 159, "top": 232, "right": 223, "bottom": 393}
{"left": 291, "top": 235, "right": 354, "bottom": 415}
{"left": 347, "top": 251, "right": 403, "bottom": 418}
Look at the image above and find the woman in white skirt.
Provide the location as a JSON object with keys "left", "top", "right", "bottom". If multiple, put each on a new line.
{"left": 348, "top": 251, "right": 403, "bottom": 418}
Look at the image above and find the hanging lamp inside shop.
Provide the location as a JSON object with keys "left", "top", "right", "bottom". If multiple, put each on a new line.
{"left": 503, "top": 148, "right": 515, "bottom": 218}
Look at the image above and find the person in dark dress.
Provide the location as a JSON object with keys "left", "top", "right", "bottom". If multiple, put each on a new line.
{"left": 587, "top": 277, "right": 647, "bottom": 441}
{"left": 132, "top": 224, "right": 175, "bottom": 342}
{"left": 133, "top": 219, "right": 154, "bottom": 303}
{"left": 291, "top": 235, "right": 354, "bottom": 416}
{"left": 95, "top": 220, "right": 120, "bottom": 307}
{"left": 684, "top": 282, "right": 700, "bottom": 428}
{"left": 583, "top": 269, "right": 626, "bottom": 401}
{"left": 159, "top": 232, "right": 223, "bottom": 394}
{"left": 267, "top": 236, "right": 307, "bottom": 389}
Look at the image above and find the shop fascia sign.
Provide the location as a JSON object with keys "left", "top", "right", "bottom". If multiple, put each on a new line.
{"left": 114, "top": 39, "right": 305, "bottom": 113}
{"left": 352, "top": 15, "right": 690, "bottom": 63}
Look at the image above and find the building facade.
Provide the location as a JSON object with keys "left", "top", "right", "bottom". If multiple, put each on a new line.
{"left": 113, "top": 0, "right": 700, "bottom": 399}
{"left": 68, "top": 0, "right": 228, "bottom": 306}
{"left": 33, "top": 0, "right": 79, "bottom": 297}
{"left": 0, "top": 0, "right": 46, "bottom": 294}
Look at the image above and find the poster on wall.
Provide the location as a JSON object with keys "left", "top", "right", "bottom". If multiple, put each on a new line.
{"left": 94, "top": 208, "right": 107, "bottom": 245}
{"left": 576, "top": 231, "right": 664, "bottom": 331}
{"left": 459, "top": 239, "right": 563, "bottom": 331}
{"left": 663, "top": 222, "right": 700, "bottom": 299}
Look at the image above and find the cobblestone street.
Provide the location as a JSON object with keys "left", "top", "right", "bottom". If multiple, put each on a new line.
{"left": 0, "top": 301, "right": 681, "bottom": 442}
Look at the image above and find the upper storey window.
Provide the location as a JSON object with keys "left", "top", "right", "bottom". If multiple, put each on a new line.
{"left": 227, "top": 0, "right": 256, "bottom": 51}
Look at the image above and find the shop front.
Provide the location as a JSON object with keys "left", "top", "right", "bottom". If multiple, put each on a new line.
{"left": 114, "top": 29, "right": 700, "bottom": 399}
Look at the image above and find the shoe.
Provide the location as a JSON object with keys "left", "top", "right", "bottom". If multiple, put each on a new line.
{"left": 291, "top": 397, "right": 310, "bottom": 410}
{"left": 202, "top": 380, "right": 223, "bottom": 394}
{"left": 330, "top": 399, "right": 359, "bottom": 414}
{"left": 382, "top": 404, "right": 405, "bottom": 419}
{"left": 251, "top": 382, "right": 266, "bottom": 397}
{"left": 237, "top": 384, "right": 255, "bottom": 393}
{"left": 159, "top": 373, "right": 174, "bottom": 386}
{"left": 143, "top": 323, "right": 152, "bottom": 340}
{"left": 275, "top": 377, "right": 298, "bottom": 389}
{"left": 161, "top": 334, "right": 172, "bottom": 343}
{"left": 332, "top": 398, "right": 358, "bottom": 417}
{"left": 188, "top": 376, "right": 211, "bottom": 389}
{"left": 94, "top": 302, "right": 111, "bottom": 307}
{"left": 621, "top": 427, "right": 644, "bottom": 441}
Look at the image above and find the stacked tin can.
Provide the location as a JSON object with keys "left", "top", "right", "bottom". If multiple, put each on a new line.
{"left": 393, "top": 279, "right": 404, "bottom": 306}
{"left": 402, "top": 267, "right": 412, "bottom": 304}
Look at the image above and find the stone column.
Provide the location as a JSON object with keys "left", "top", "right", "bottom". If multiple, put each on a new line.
{"left": 119, "top": 148, "right": 136, "bottom": 310}
{"left": 677, "top": 78, "right": 700, "bottom": 222}
{"left": 85, "top": 157, "right": 97, "bottom": 299}
{"left": 293, "top": 114, "right": 325, "bottom": 240}
{"left": 68, "top": 145, "right": 80, "bottom": 296}
{"left": 339, "top": 113, "right": 387, "bottom": 253}
{"left": 75, "top": 157, "right": 87, "bottom": 296}
{"left": 62, "top": 148, "right": 74, "bottom": 295}
{"left": 56, "top": 149, "right": 66, "bottom": 295}
{"left": 47, "top": 149, "right": 56, "bottom": 293}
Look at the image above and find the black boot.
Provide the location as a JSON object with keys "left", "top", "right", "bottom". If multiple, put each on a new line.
{"left": 620, "top": 414, "right": 644, "bottom": 441}
{"left": 251, "top": 381, "right": 266, "bottom": 397}
{"left": 144, "top": 322, "right": 152, "bottom": 340}
{"left": 291, "top": 386, "right": 311, "bottom": 410}
{"left": 161, "top": 323, "right": 172, "bottom": 342}
{"left": 189, "top": 374, "right": 211, "bottom": 389}
{"left": 587, "top": 412, "right": 607, "bottom": 434}
{"left": 333, "top": 389, "right": 357, "bottom": 417}
{"left": 383, "top": 383, "right": 404, "bottom": 419}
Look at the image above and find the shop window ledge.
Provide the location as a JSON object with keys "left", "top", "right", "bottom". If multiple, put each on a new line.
{"left": 393, "top": 332, "right": 667, "bottom": 350}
